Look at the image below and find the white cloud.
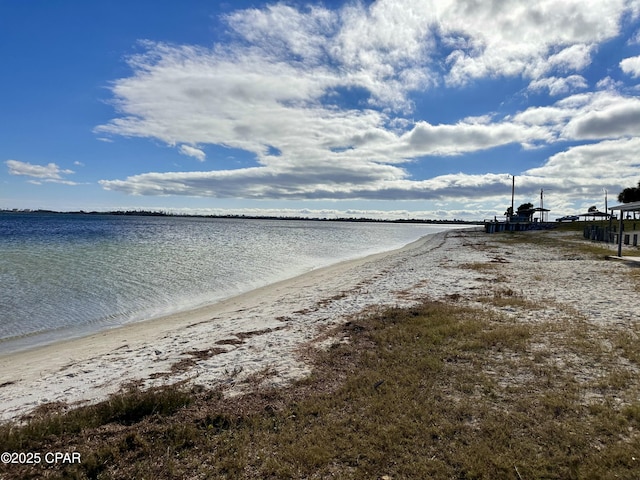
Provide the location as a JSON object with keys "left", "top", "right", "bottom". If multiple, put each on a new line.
{"left": 400, "top": 120, "right": 552, "bottom": 156}
{"left": 547, "top": 45, "right": 594, "bottom": 73}
{"left": 100, "top": 159, "right": 409, "bottom": 200}
{"left": 95, "top": 0, "right": 640, "bottom": 207}
{"left": 330, "top": 0, "right": 437, "bottom": 109}
{"left": 512, "top": 91, "right": 640, "bottom": 141}
{"left": 436, "top": 0, "right": 629, "bottom": 85}
{"left": 98, "top": 79, "right": 640, "bottom": 200}
{"left": 596, "top": 76, "right": 625, "bottom": 91}
{"left": 527, "top": 137, "right": 640, "bottom": 178}
{"left": 528, "top": 76, "right": 588, "bottom": 96}
{"left": 178, "top": 145, "right": 206, "bottom": 162}
{"left": 620, "top": 55, "right": 640, "bottom": 77}
{"left": 6, "top": 160, "right": 77, "bottom": 184}
{"left": 521, "top": 137, "right": 640, "bottom": 203}
{"left": 562, "top": 94, "right": 640, "bottom": 139}
{"left": 100, "top": 169, "right": 517, "bottom": 202}
{"left": 629, "top": 29, "right": 640, "bottom": 45}
{"left": 224, "top": 3, "right": 338, "bottom": 65}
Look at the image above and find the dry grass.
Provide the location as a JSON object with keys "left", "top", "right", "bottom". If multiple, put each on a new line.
{"left": 476, "top": 286, "right": 541, "bottom": 310}
{"left": 460, "top": 261, "right": 499, "bottom": 272}
{"left": 491, "top": 225, "right": 639, "bottom": 293}
{"left": 2, "top": 298, "right": 640, "bottom": 479}
{"left": 496, "top": 221, "right": 639, "bottom": 259}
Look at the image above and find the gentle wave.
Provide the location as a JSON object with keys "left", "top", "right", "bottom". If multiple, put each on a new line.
{"left": 0, "top": 214, "right": 461, "bottom": 353}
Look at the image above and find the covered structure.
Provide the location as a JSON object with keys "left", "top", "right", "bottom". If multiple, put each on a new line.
{"left": 531, "top": 207, "right": 551, "bottom": 222}
{"left": 579, "top": 210, "right": 611, "bottom": 221}
{"left": 608, "top": 201, "right": 640, "bottom": 257}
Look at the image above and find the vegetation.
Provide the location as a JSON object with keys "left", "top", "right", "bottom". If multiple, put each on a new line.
{"left": 2, "top": 229, "right": 640, "bottom": 479}
{"left": 503, "top": 202, "right": 535, "bottom": 220}
{"left": 516, "top": 202, "right": 534, "bottom": 218}
{"left": 618, "top": 180, "right": 640, "bottom": 203}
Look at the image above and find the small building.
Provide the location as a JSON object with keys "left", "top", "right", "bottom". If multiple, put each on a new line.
{"left": 530, "top": 207, "right": 551, "bottom": 223}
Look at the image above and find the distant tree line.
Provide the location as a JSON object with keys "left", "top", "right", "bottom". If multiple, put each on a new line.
{"left": 0, "top": 209, "right": 482, "bottom": 224}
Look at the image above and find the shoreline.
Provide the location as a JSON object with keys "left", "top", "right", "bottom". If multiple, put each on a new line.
{"left": 0, "top": 229, "right": 441, "bottom": 357}
{"left": 3, "top": 226, "right": 636, "bottom": 424}
{"left": 0, "top": 221, "right": 463, "bottom": 357}
{"left": 4, "top": 226, "right": 640, "bottom": 478}
{"left": 0, "top": 229, "right": 470, "bottom": 422}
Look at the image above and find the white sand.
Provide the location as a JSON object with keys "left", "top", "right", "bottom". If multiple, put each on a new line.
{"left": 1, "top": 227, "right": 638, "bottom": 423}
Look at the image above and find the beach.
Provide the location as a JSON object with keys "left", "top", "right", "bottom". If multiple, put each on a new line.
{"left": 1, "top": 227, "right": 638, "bottom": 423}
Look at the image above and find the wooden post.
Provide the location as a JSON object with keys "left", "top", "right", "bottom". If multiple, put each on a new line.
{"left": 618, "top": 212, "right": 623, "bottom": 257}
{"left": 608, "top": 209, "right": 613, "bottom": 243}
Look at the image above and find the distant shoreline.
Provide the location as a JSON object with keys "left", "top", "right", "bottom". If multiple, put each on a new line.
{"left": 0, "top": 209, "right": 483, "bottom": 225}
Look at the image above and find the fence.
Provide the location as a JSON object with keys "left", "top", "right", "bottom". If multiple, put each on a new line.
{"left": 584, "top": 224, "right": 639, "bottom": 246}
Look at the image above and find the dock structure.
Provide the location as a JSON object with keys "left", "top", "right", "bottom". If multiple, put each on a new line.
{"left": 483, "top": 219, "right": 555, "bottom": 233}
{"left": 484, "top": 221, "right": 529, "bottom": 233}
{"left": 608, "top": 201, "right": 640, "bottom": 257}
{"left": 484, "top": 208, "right": 553, "bottom": 233}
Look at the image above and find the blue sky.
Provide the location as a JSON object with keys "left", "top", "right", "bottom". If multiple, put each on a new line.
{"left": 3, "top": 0, "right": 640, "bottom": 220}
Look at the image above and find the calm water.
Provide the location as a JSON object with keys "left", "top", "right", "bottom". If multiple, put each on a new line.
{"left": 0, "top": 213, "right": 460, "bottom": 353}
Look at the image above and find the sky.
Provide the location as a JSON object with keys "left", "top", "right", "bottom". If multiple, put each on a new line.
{"left": 2, "top": 0, "right": 640, "bottom": 220}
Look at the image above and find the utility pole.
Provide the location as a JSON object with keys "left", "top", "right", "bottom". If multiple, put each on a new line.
{"left": 510, "top": 175, "right": 515, "bottom": 221}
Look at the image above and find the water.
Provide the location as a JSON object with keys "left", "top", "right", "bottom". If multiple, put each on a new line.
{"left": 0, "top": 213, "right": 460, "bottom": 353}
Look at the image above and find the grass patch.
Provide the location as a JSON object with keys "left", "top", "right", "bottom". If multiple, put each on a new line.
{"left": 460, "top": 261, "right": 499, "bottom": 272}
{"left": 3, "top": 300, "right": 640, "bottom": 479}
{"left": 476, "top": 286, "right": 541, "bottom": 310}
{"left": 567, "top": 241, "right": 619, "bottom": 258}
{"left": 492, "top": 228, "right": 640, "bottom": 300}
{"left": 1, "top": 384, "right": 192, "bottom": 451}
{"left": 494, "top": 222, "right": 640, "bottom": 259}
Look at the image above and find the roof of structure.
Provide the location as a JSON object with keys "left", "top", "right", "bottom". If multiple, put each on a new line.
{"left": 579, "top": 210, "right": 610, "bottom": 217}
{"left": 609, "top": 201, "right": 640, "bottom": 211}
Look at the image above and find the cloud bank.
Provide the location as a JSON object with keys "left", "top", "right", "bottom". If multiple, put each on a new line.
{"left": 94, "top": 0, "right": 640, "bottom": 213}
